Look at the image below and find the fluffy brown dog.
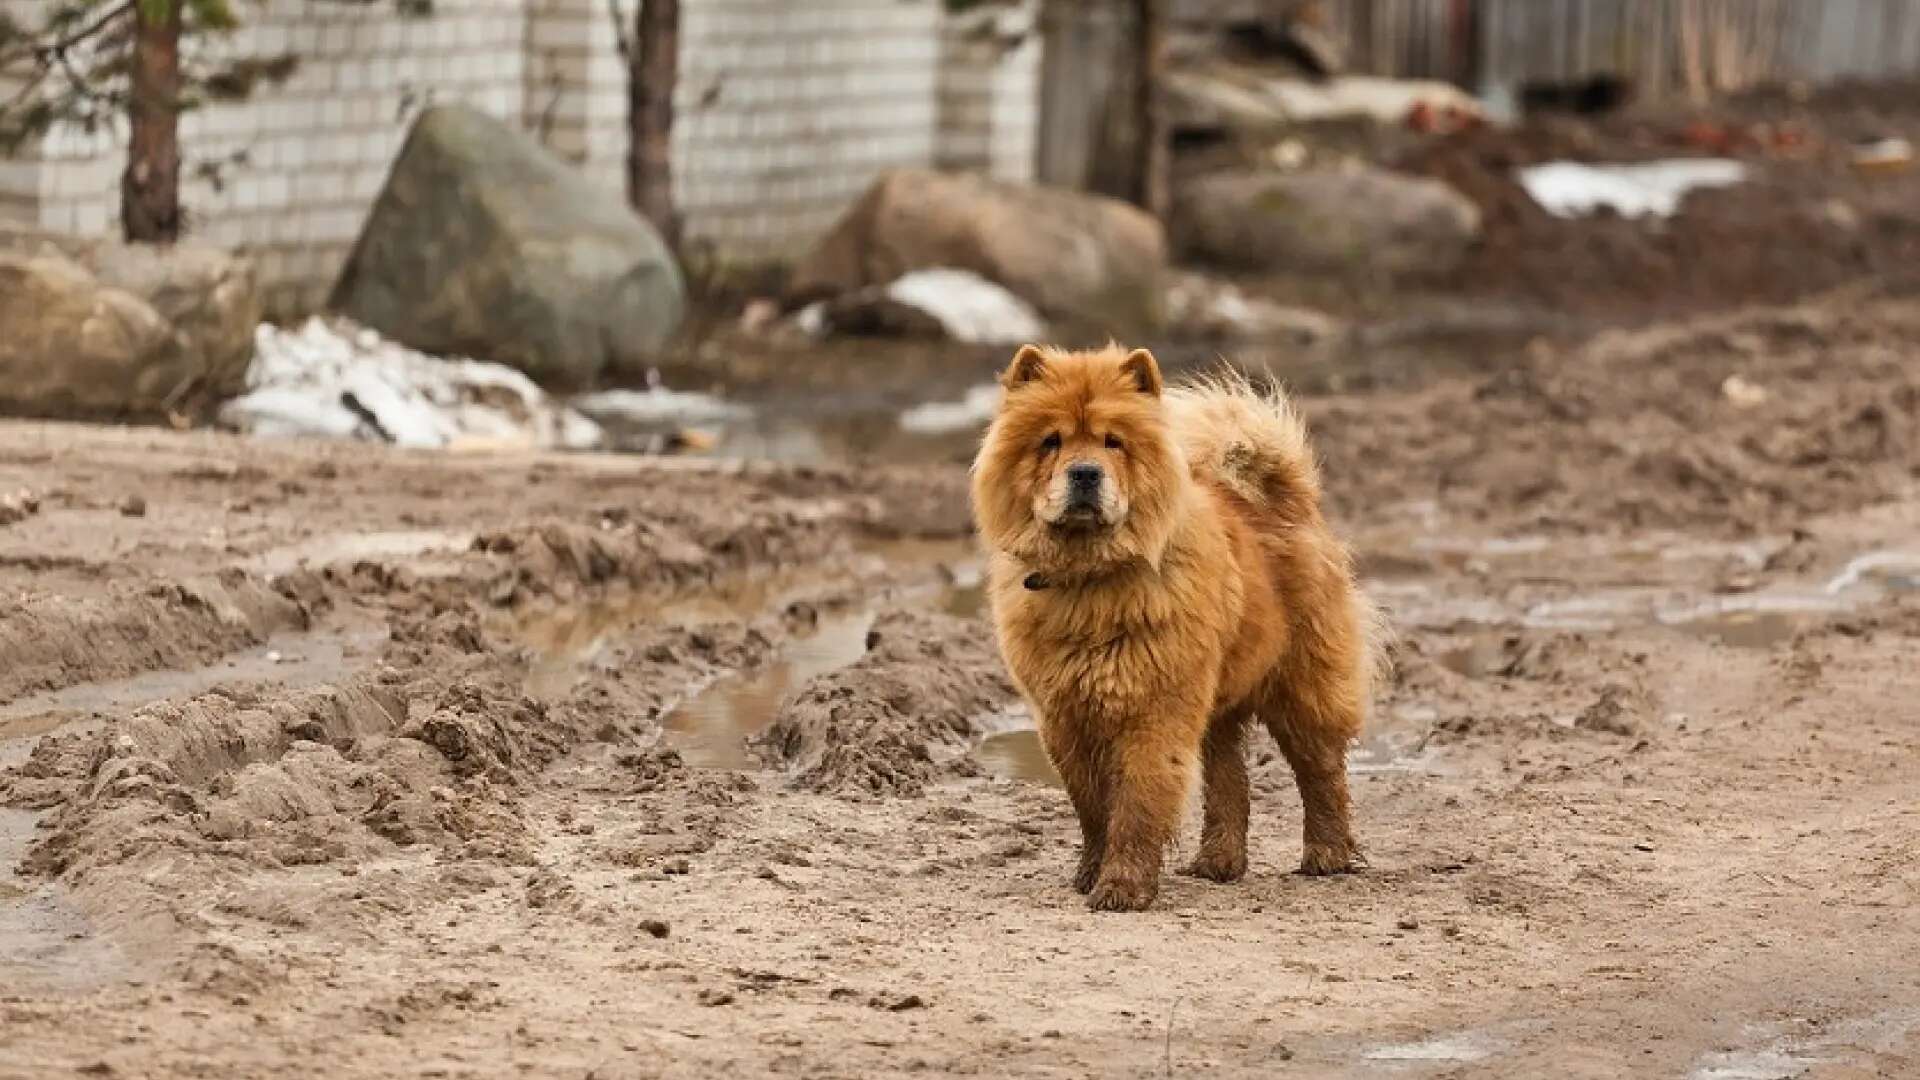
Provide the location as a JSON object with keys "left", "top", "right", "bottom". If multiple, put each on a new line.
{"left": 971, "top": 344, "right": 1384, "bottom": 912}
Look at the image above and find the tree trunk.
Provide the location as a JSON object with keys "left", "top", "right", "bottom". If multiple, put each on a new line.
{"left": 1132, "top": 0, "right": 1168, "bottom": 218}
{"left": 628, "top": 0, "right": 680, "bottom": 251}
{"left": 123, "top": 0, "right": 183, "bottom": 243}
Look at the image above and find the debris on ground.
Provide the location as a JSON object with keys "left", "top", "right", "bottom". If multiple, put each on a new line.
{"left": 1850, "top": 135, "right": 1914, "bottom": 175}
{"left": 0, "top": 487, "right": 39, "bottom": 526}
{"left": 218, "top": 318, "right": 604, "bottom": 451}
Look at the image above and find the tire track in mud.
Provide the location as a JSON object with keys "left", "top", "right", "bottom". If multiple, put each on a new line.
{"left": 0, "top": 495, "right": 992, "bottom": 995}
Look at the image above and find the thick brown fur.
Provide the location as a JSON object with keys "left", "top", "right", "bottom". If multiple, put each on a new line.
{"left": 971, "top": 344, "right": 1387, "bottom": 912}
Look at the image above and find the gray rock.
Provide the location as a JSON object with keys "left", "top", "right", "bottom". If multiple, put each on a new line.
{"left": 330, "top": 105, "right": 684, "bottom": 390}
{"left": 789, "top": 169, "right": 1168, "bottom": 336}
{"left": 1175, "top": 165, "right": 1482, "bottom": 275}
{"left": 0, "top": 251, "right": 196, "bottom": 420}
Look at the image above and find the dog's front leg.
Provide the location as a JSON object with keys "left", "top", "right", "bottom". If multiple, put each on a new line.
{"left": 1040, "top": 716, "right": 1109, "bottom": 893}
{"left": 1088, "top": 710, "right": 1204, "bottom": 912}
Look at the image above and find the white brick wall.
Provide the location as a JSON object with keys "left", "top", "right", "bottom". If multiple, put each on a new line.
{"left": 1, "top": 0, "right": 1044, "bottom": 311}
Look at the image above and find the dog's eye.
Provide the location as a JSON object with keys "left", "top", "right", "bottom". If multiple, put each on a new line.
{"left": 1040, "top": 433, "right": 1061, "bottom": 454}
{"left": 1104, "top": 434, "right": 1123, "bottom": 450}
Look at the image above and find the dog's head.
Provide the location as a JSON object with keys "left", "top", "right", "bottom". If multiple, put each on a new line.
{"left": 970, "top": 344, "right": 1186, "bottom": 575}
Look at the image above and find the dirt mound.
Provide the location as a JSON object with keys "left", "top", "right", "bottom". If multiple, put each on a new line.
{"left": 0, "top": 570, "right": 306, "bottom": 704}
{"left": 2, "top": 597, "right": 839, "bottom": 912}
{"left": 1394, "top": 108, "right": 1920, "bottom": 318}
{"left": 1314, "top": 292, "right": 1920, "bottom": 534}
{"left": 473, "top": 495, "right": 864, "bottom": 605}
{"left": 754, "top": 610, "right": 1017, "bottom": 796}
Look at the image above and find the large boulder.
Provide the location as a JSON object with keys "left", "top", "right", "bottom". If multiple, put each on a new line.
{"left": 0, "top": 251, "right": 195, "bottom": 420}
{"left": 329, "top": 105, "right": 684, "bottom": 390}
{"left": 86, "top": 241, "right": 260, "bottom": 400}
{"left": 1174, "top": 165, "right": 1482, "bottom": 275}
{"left": 789, "top": 169, "right": 1168, "bottom": 336}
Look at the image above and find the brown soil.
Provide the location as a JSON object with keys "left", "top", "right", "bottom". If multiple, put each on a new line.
{"left": 5, "top": 284, "right": 1920, "bottom": 1078}
{"left": 1390, "top": 82, "right": 1920, "bottom": 320}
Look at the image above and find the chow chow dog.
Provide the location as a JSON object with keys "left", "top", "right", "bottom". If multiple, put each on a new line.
{"left": 971, "top": 344, "right": 1385, "bottom": 912}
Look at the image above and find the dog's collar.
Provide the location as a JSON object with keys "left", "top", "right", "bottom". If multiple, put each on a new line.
{"left": 1014, "top": 561, "right": 1134, "bottom": 592}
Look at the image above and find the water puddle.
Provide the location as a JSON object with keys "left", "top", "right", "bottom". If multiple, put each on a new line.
{"left": 973, "top": 711, "right": 1059, "bottom": 787}
{"left": 1665, "top": 608, "right": 1808, "bottom": 650}
{"left": 510, "top": 568, "right": 860, "bottom": 701}
{"left": 0, "top": 627, "right": 380, "bottom": 769}
{"left": 0, "top": 807, "right": 128, "bottom": 992}
{"left": 588, "top": 396, "right": 989, "bottom": 467}
{"left": 246, "top": 528, "right": 472, "bottom": 577}
{"left": 1389, "top": 546, "right": 1920, "bottom": 648}
{"left": 1688, "top": 1010, "right": 1920, "bottom": 1080}
{"left": 1351, "top": 704, "right": 1441, "bottom": 774}
{"left": 1362, "top": 1030, "right": 1501, "bottom": 1065}
{"left": 663, "top": 608, "right": 877, "bottom": 770}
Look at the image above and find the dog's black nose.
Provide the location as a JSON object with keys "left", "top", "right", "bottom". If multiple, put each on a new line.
{"left": 1066, "top": 462, "right": 1103, "bottom": 492}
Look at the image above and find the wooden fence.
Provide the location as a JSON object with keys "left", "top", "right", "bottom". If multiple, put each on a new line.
{"left": 1165, "top": 0, "right": 1920, "bottom": 96}
{"left": 1041, "top": 1, "right": 1920, "bottom": 187}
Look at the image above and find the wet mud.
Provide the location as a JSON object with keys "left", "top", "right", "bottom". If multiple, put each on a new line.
{"left": 3, "top": 291, "right": 1920, "bottom": 1078}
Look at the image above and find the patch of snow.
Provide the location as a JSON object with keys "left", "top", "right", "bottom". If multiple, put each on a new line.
{"left": 898, "top": 383, "right": 1002, "bottom": 434}
{"left": 571, "top": 387, "right": 750, "bottom": 425}
{"left": 883, "top": 268, "right": 1046, "bottom": 346}
{"left": 1518, "top": 159, "right": 1748, "bottom": 219}
{"left": 222, "top": 318, "right": 603, "bottom": 451}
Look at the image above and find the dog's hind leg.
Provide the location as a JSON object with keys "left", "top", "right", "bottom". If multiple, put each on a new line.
{"left": 1182, "top": 706, "right": 1252, "bottom": 883}
{"left": 1260, "top": 670, "right": 1364, "bottom": 876}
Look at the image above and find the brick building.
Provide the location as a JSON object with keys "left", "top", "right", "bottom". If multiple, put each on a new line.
{"left": 0, "top": 0, "right": 1041, "bottom": 314}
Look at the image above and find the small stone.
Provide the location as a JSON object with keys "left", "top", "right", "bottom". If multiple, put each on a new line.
{"left": 696, "top": 989, "right": 734, "bottom": 1007}
{"left": 119, "top": 494, "right": 147, "bottom": 517}
{"left": 1396, "top": 916, "right": 1420, "bottom": 931}
{"left": 639, "top": 919, "right": 670, "bottom": 939}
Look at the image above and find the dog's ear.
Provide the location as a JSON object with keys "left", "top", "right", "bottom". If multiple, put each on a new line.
{"left": 1002, "top": 344, "right": 1048, "bottom": 388}
{"left": 1121, "top": 348, "right": 1163, "bottom": 397}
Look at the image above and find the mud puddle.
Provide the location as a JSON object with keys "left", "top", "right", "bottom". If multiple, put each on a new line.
{"left": 0, "top": 807, "right": 127, "bottom": 992}
{"left": 245, "top": 528, "right": 473, "bottom": 576}
{"left": 0, "top": 624, "right": 382, "bottom": 769}
{"left": 972, "top": 709, "right": 1059, "bottom": 787}
{"left": 664, "top": 607, "right": 878, "bottom": 769}
{"left": 511, "top": 539, "right": 987, "bottom": 769}
{"left": 1388, "top": 543, "right": 1920, "bottom": 644}
{"left": 1687, "top": 1010, "right": 1920, "bottom": 1080}
{"left": 591, "top": 392, "right": 990, "bottom": 467}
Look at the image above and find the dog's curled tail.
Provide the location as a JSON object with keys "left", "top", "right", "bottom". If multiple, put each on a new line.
{"left": 1167, "top": 368, "right": 1396, "bottom": 707}
{"left": 1165, "top": 368, "right": 1321, "bottom": 517}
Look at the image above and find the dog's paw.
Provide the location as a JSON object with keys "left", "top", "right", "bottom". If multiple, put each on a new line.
{"left": 1181, "top": 850, "right": 1248, "bottom": 883}
{"left": 1297, "top": 842, "right": 1365, "bottom": 876}
{"left": 1071, "top": 856, "right": 1102, "bottom": 895}
{"left": 1086, "top": 874, "right": 1158, "bottom": 912}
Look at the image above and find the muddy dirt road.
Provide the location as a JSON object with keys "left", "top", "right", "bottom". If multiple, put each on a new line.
{"left": 4, "top": 288, "right": 1920, "bottom": 1079}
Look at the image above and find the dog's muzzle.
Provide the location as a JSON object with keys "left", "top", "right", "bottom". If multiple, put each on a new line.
{"left": 1063, "top": 462, "right": 1104, "bottom": 518}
